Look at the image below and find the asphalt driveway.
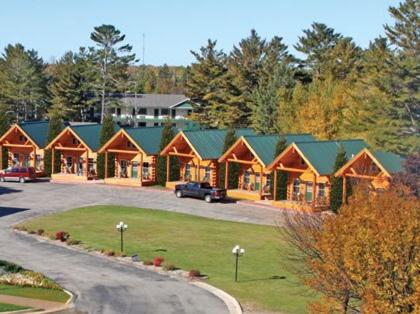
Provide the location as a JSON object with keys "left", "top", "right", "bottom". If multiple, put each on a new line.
{"left": 0, "top": 182, "right": 284, "bottom": 314}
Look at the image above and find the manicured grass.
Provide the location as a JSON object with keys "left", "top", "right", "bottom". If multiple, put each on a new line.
{"left": 0, "top": 302, "right": 30, "bottom": 312}
{"left": 0, "top": 285, "right": 69, "bottom": 303}
{"left": 21, "top": 206, "right": 317, "bottom": 313}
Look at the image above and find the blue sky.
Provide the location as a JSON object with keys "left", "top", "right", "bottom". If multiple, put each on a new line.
{"left": 0, "top": 0, "right": 399, "bottom": 65}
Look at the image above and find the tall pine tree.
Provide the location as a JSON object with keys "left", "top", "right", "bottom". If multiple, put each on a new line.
{"left": 0, "top": 105, "right": 10, "bottom": 169}
{"left": 157, "top": 120, "right": 179, "bottom": 186}
{"left": 219, "top": 128, "right": 239, "bottom": 189}
{"left": 96, "top": 114, "right": 115, "bottom": 179}
{"left": 329, "top": 145, "right": 350, "bottom": 213}
{"left": 273, "top": 135, "right": 288, "bottom": 200}
{"left": 44, "top": 112, "right": 63, "bottom": 177}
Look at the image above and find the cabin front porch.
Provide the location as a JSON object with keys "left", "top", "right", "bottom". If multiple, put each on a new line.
{"left": 51, "top": 148, "right": 97, "bottom": 181}
{"left": 226, "top": 188, "right": 271, "bottom": 201}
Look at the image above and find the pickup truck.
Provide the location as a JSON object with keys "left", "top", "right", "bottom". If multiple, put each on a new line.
{"left": 175, "top": 181, "right": 226, "bottom": 203}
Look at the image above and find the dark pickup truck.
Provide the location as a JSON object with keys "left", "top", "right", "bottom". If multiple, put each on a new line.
{"left": 174, "top": 181, "right": 226, "bottom": 203}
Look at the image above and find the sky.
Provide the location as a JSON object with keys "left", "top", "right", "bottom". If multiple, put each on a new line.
{"left": 0, "top": 0, "right": 399, "bottom": 66}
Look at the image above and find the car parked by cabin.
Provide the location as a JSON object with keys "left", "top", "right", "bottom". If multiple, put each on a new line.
{"left": 0, "top": 167, "right": 37, "bottom": 183}
{"left": 174, "top": 182, "right": 226, "bottom": 203}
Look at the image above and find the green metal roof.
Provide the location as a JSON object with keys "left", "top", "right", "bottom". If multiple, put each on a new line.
{"left": 70, "top": 124, "right": 104, "bottom": 151}
{"left": 295, "top": 140, "right": 368, "bottom": 175}
{"left": 183, "top": 128, "right": 255, "bottom": 160}
{"left": 372, "top": 150, "right": 404, "bottom": 174}
{"left": 19, "top": 121, "right": 50, "bottom": 148}
{"left": 125, "top": 127, "right": 164, "bottom": 155}
{"left": 172, "top": 101, "right": 193, "bottom": 109}
{"left": 244, "top": 134, "right": 316, "bottom": 166}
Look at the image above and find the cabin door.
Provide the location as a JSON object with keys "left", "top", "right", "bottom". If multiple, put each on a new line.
{"left": 305, "top": 182, "right": 313, "bottom": 202}
{"left": 23, "top": 154, "right": 30, "bottom": 167}
{"left": 131, "top": 161, "right": 138, "bottom": 178}
{"left": 120, "top": 160, "right": 128, "bottom": 178}
{"left": 77, "top": 157, "right": 83, "bottom": 176}
{"left": 13, "top": 153, "right": 19, "bottom": 166}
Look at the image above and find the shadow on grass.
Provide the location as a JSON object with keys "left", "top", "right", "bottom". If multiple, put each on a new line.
{"left": 239, "top": 275, "right": 287, "bottom": 283}
{"left": 0, "top": 207, "right": 30, "bottom": 217}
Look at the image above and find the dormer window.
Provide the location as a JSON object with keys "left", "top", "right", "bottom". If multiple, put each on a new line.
{"left": 300, "top": 157, "right": 306, "bottom": 166}
{"left": 127, "top": 141, "right": 135, "bottom": 149}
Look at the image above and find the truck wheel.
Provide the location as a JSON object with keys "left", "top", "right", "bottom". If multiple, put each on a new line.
{"left": 19, "top": 177, "right": 25, "bottom": 183}
{"left": 204, "top": 194, "right": 212, "bottom": 203}
{"left": 176, "top": 190, "right": 183, "bottom": 198}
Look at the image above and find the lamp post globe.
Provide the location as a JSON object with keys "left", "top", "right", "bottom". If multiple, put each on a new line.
{"left": 116, "top": 221, "right": 128, "bottom": 253}
{"left": 232, "top": 244, "right": 245, "bottom": 282}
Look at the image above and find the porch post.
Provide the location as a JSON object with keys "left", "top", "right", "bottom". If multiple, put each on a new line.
{"left": 86, "top": 149, "right": 89, "bottom": 179}
{"left": 0, "top": 145, "right": 3, "bottom": 170}
{"left": 32, "top": 146, "right": 36, "bottom": 168}
{"left": 273, "top": 168, "right": 278, "bottom": 201}
{"left": 312, "top": 174, "right": 317, "bottom": 209}
{"left": 225, "top": 161, "right": 229, "bottom": 190}
{"left": 139, "top": 153, "right": 143, "bottom": 186}
{"left": 51, "top": 148, "right": 55, "bottom": 175}
{"left": 197, "top": 159, "right": 201, "bottom": 181}
{"left": 166, "top": 155, "right": 170, "bottom": 183}
{"left": 342, "top": 175, "right": 347, "bottom": 204}
{"left": 105, "top": 151, "right": 108, "bottom": 179}
{"left": 259, "top": 165, "right": 263, "bottom": 197}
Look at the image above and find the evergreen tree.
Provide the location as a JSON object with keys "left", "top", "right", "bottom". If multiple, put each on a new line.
{"left": 219, "top": 128, "right": 239, "bottom": 189}
{"left": 330, "top": 145, "right": 349, "bottom": 213}
{"left": 89, "top": 25, "right": 136, "bottom": 122}
{"left": 157, "top": 120, "right": 179, "bottom": 186}
{"left": 96, "top": 114, "right": 115, "bottom": 179}
{"left": 250, "top": 63, "right": 295, "bottom": 134}
{"left": 0, "top": 105, "right": 10, "bottom": 169}
{"left": 294, "top": 23, "right": 342, "bottom": 79}
{"left": 0, "top": 44, "right": 48, "bottom": 121}
{"left": 157, "top": 64, "right": 174, "bottom": 93}
{"left": 49, "top": 52, "right": 89, "bottom": 121}
{"left": 44, "top": 112, "right": 63, "bottom": 177}
{"left": 186, "top": 40, "right": 227, "bottom": 127}
{"left": 273, "top": 135, "right": 288, "bottom": 200}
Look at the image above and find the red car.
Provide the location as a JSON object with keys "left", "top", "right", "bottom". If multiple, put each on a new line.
{"left": 0, "top": 167, "right": 36, "bottom": 183}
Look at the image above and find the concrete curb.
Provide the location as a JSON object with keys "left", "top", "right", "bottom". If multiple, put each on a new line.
{"left": 192, "top": 281, "right": 242, "bottom": 314}
{"left": 35, "top": 289, "right": 74, "bottom": 314}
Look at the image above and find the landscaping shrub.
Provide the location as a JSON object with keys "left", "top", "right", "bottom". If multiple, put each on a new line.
{"left": 28, "top": 230, "right": 36, "bottom": 234}
{"left": 66, "top": 239, "right": 81, "bottom": 246}
{"left": 13, "top": 225, "right": 26, "bottom": 232}
{"left": 102, "top": 248, "right": 115, "bottom": 256}
{"left": 153, "top": 256, "right": 164, "bottom": 267}
{"left": 55, "top": 231, "right": 69, "bottom": 242}
{"left": 36, "top": 229, "right": 45, "bottom": 236}
{"left": 0, "top": 261, "right": 23, "bottom": 273}
{"left": 143, "top": 260, "right": 153, "bottom": 266}
{"left": 163, "top": 264, "right": 176, "bottom": 271}
{"left": 189, "top": 269, "right": 201, "bottom": 278}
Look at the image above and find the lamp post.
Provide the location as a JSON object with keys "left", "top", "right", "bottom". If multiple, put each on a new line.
{"left": 232, "top": 245, "right": 245, "bottom": 282}
{"left": 116, "top": 221, "right": 128, "bottom": 253}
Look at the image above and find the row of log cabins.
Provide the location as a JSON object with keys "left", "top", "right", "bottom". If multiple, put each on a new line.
{"left": 0, "top": 121, "right": 404, "bottom": 209}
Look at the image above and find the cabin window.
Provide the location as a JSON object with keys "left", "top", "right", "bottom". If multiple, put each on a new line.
{"left": 318, "top": 183, "right": 326, "bottom": 198}
{"left": 243, "top": 171, "right": 251, "bottom": 189}
{"left": 171, "top": 109, "right": 176, "bottom": 118}
{"left": 72, "top": 138, "right": 79, "bottom": 145}
{"left": 116, "top": 108, "right": 121, "bottom": 116}
{"left": 161, "top": 109, "right": 169, "bottom": 115}
{"left": 370, "top": 163, "right": 379, "bottom": 173}
{"left": 203, "top": 167, "right": 211, "bottom": 182}
{"left": 138, "top": 122, "right": 146, "bottom": 127}
{"left": 13, "top": 153, "right": 19, "bottom": 166}
{"left": 187, "top": 110, "right": 192, "bottom": 115}
{"left": 300, "top": 157, "right": 306, "bottom": 166}
{"left": 185, "top": 163, "right": 191, "bottom": 180}
{"left": 138, "top": 108, "right": 147, "bottom": 115}
{"left": 293, "top": 178, "right": 300, "bottom": 195}
{"left": 132, "top": 108, "right": 136, "bottom": 116}
{"left": 142, "top": 162, "right": 150, "bottom": 179}
{"left": 154, "top": 123, "right": 159, "bottom": 126}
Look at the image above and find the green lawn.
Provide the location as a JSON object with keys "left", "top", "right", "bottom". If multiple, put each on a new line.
{"left": 20, "top": 205, "right": 317, "bottom": 313}
{"left": 0, "top": 285, "right": 69, "bottom": 303}
{"left": 0, "top": 302, "right": 30, "bottom": 312}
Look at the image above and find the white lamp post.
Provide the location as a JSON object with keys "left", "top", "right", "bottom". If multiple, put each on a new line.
{"left": 232, "top": 245, "right": 245, "bottom": 282}
{"left": 116, "top": 221, "right": 128, "bottom": 253}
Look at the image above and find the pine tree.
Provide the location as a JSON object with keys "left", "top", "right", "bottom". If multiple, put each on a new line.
{"left": 294, "top": 23, "right": 342, "bottom": 80}
{"left": 0, "top": 44, "right": 48, "bottom": 121}
{"left": 89, "top": 25, "right": 136, "bottom": 123}
{"left": 49, "top": 52, "right": 89, "bottom": 121}
{"left": 0, "top": 105, "right": 10, "bottom": 169}
{"left": 330, "top": 145, "right": 349, "bottom": 213}
{"left": 157, "top": 120, "right": 179, "bottom": 186}
{"left": 273, "top": 135, "right": 288, "bottom": 200}
{"left": 96, "top": 114, "right": 115, "bottom": 179}
{"left": 186, "top": 39, "right": 227, "bottom": 127}
{"left": 44, "top": 112, "right": 63, "bottom": 177}
{"left": 219, "top": 128, "right": 239, "bottom": 189}
{"left": 157, "top": 64, "right": 174, "bottom": 93}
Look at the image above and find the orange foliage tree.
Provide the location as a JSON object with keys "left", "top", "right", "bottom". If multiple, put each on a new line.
{"left": 281, "top": 184, "right": 419, "bottom": 313}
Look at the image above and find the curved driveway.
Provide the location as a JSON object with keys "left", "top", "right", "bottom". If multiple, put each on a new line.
{"left": 0, "top": 182, "right": 282, "bottom": 314}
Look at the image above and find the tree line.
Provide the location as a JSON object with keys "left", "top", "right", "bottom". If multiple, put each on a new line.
{"left": 186, "top": 0, "right": 419, "bottom": 155}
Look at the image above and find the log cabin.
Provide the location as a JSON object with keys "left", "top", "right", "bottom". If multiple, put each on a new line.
{"left": 0, "top": 121, "right": 49, "bottom": 176}
{"left": 46, "top": 124, "right": 104, "bottom": 182}
{"left": 98, "top": 127, "right": 164, "bottom": 187}
{"left": 218, "top": 134, "right": 315, "bottom": 201}
{"left": 267, "top": 140, "right": 367, "bottom": 210}
{"left": 160, "top": 129, "right": 254, "bottom": 189}
{"left": 334, "top": 147, "right": 404, "bottom": 201}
